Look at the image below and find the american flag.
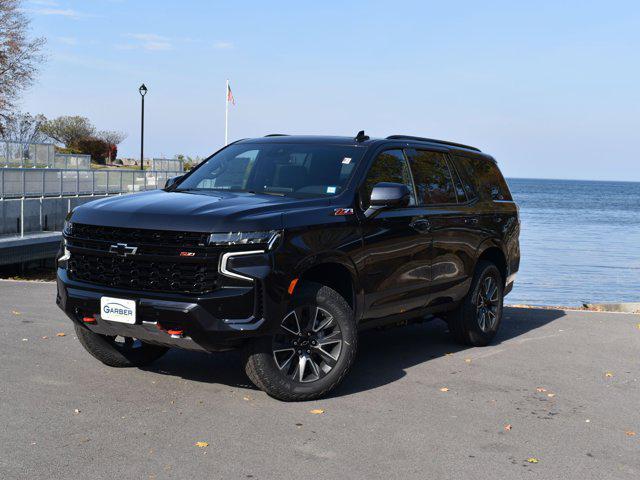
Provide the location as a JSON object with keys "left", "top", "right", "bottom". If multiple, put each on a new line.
{"left": 227, "top": 83, "right": 235, "bottom": 105}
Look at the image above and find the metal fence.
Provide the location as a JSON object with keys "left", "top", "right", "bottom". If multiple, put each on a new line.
{"left": 0, "top": 168, "right": 182, "bottom": 198}
{"left": 52, "top": 153, "right": 92, "bottom": 169}
{"left": 152, "top": 158, "right": 184, "bottom": 172}
{"left": 0, "top": 141, "right": 95, "bottom": 169}
{"left": 1, "top": 142, "right": 56, "bottom": 168}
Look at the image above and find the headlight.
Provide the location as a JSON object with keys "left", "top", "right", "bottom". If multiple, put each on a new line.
{"left": 63, "top": 220, "right": 73, "bottom": 236}
{"left": 208, "top": 230, "right": 279, "bottom": 247}
{"left": 58, "top": 238, "right": 70, "bottom": 264}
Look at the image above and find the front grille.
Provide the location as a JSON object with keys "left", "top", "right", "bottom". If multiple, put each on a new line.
{"left": 66, "top": 224, "right": 218, "bottom": 294}
{"left": 72, "top": 223, "right": 209, "bottom": 247}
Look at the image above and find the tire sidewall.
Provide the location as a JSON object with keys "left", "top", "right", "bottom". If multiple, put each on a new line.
{"left": 248, "top": 283, "right": 357, "bottom": 398}
{"left": 464, "top": 262, "right": 504, "bottom": 345}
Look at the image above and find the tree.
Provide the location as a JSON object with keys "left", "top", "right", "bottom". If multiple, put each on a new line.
{"left": 0, "top": 0, "right": 46, "bottom": 128}
{"left": 39, "top": 115, "right": 96, "bottom": 148}
{"left": 74, "top": 137, "right": 109, "bottom": 163}
{"left": 98, "top": 130, "right": 127, "bottom": 161}
{"left": 0, "top": 111, "right": 48, "bottom": 143}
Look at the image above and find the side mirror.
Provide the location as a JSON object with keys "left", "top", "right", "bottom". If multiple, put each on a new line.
{"left": 165, "top": 175, "right": 184, "bottom": 189}
{"left": 364, "top": 182, "right": 411, "bottom": 217}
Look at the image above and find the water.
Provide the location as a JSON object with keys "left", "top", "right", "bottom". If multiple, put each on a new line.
{"left": 506, "top": 178, "right": 640, "bottom": 307}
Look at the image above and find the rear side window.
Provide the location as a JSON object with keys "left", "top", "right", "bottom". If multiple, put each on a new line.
{"left": 453, "top": 155, "right": 512, "bottom": 201}
{"left": 408, "top": 150, "right": 458, "bottom": 205}
{"left": 362, "top": 149, "right": 416, "bottom": 207}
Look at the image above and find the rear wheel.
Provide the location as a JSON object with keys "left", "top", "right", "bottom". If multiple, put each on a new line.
{"left": 243, "top": 282, "right": 357, "bottom": 401}
{"left": 447, "top": 260, "right": 504, "bottom": 346}
{"left": 74, "top": 324, "right": 169, "bottom": 367}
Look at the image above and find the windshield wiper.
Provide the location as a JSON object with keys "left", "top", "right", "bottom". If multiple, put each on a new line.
{"left": 254, "top": 190, "right": 285, "bottom": 197}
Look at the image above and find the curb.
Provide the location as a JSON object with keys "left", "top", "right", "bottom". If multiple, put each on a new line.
{"left": 582, "top": 302, "right": 640, "bottom": 314}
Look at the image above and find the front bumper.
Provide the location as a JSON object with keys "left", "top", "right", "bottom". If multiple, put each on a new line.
{"left": 56, "top": 264, "right": 286, "bottom": 352}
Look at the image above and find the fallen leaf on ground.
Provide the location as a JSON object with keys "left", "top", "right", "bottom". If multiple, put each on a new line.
{"left": 243, "top": 396, "right": 250, "bottom": 401}
{"left": 439, "top": 387, "right": 450, "bottom": 392}
{"left": 585, "top": 419, "right": 591, "bottom": 423}
{"left": 22, "top": 338, "right": 28, "bottom": 342}
{"left": 12, "top": 310, "right": 21, "bottom": 315}
{"left": 547, "top": 393, "right": 556, "bottom": 398}
{"left": 636, "top": 323, "right": 640, "bottom": 330}
{"left": 605, "top": 372, "right": 614, "bottom": 378}
{"left": 464, "top": 358, "right": 472, "bottom": 364}
{"left": 309, "top": 409, "right": 324, "bottom": 415}
{"left": 625, "top": 431, "right": 636, "bottom": 437}
{"left": 41, "top": 336, "right": 48, "bottom": 339}
{"left": 536, "top": 387, "right": 547, "bottom": 393}
{"left": 56, "top": 332, "right": 66, "bottom": 337}
{"left": 526, "top": 457, "right": 539, "bottom": 464}
{"left": 194, "top": 441, "right": 209, "bottom": 448}
{"left": 73, "top": 409, "right": 81, "bottom": 414}
{"left": 504, "top": 424, "right": 512, "bottom": 431}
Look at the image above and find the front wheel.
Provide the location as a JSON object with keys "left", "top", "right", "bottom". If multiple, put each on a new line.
{"left": 243, "top": 282, "right": 357, "bottom": 401}
{"left": 74, "top": 324, "right": 169, "bottom": 367}
{"left": 446, "top": 260, "right": 504, "bottom": 346}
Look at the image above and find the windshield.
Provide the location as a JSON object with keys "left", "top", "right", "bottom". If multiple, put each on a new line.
{"left": 175, "top": 143, "right": 365, "bottom": 197}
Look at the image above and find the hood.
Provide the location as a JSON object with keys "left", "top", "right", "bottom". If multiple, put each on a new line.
{"left": 71, "top": 189, "right": 329, "bottom": 232}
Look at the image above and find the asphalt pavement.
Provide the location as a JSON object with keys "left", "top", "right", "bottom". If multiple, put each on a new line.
{"left": 1, "top": 280, "right": 638, "bottom": 480}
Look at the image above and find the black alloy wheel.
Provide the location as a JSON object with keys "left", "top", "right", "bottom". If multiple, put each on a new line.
{"left": 243, "top": 282, "right": 357, "bottom": 401}
{"left": 476, "top": 275, "right": 500, "bottom": 332}
{"left": 272, "top": 305, "right": 343, "bottom": 383}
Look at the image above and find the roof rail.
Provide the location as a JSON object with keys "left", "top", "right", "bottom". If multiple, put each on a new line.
{"left": 264, "top": 133, "right": 289, "bottom": 137}
{"left": 386, "top": 135, "right": 481, "bottom": 152}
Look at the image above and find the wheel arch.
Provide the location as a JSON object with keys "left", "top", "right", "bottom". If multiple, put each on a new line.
{"left": 296, "top": 256, "right": 361, "bottom": 319}
{"left": 476, "top": 243, "right": 508, "bottom": 286}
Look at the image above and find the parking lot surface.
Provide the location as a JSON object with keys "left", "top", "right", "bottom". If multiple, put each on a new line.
{"left": 1, "top": 280, "right": 639, "bottom": 479}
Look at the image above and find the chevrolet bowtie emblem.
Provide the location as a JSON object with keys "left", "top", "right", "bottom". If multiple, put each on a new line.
{"left": 109, "top": 243, "right": 138, "bottom": 257}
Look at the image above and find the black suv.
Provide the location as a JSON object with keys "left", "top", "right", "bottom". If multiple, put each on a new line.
{"left": 57, "top": 133, "right": 520, "bottom": 401}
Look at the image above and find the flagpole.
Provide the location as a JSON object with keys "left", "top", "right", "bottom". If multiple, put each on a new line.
{"left": 224, "top": 79, "right": 229, "bottom": 145}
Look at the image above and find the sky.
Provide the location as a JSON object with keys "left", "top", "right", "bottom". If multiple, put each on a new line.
{"left": 18, "top": 0, "right": 640, "bottom": 181}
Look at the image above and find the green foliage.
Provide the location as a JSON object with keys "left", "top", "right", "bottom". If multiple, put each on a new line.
{"left": 54, "top": 145, "right": 83, "bottom": 154}
{"left": 39, "top": 115, "right": 96, "bottom": 147}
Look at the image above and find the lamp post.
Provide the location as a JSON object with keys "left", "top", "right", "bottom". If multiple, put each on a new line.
{"left": 138, "top": 83, "right": 148, "bottom": 170}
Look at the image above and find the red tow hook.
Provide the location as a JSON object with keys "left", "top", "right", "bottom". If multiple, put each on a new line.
{"left": 82, "top": 316, "right": 97, "bottom": 324}
{"left": 167, "top": 329, "right": 184, "bottom": 339}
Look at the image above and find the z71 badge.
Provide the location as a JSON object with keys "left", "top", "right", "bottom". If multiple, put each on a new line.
{"left": 333, "top": 208, "right": 354, "bottom": 216}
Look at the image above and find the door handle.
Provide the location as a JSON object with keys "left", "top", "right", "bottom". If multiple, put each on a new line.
{"left": 465, "top": 217, "right": 479, "bottom": 225}
{"left": 410, "top": 219, "right": 432, "bottom": 233}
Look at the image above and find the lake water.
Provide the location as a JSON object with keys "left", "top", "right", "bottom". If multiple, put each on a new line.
{"left": 506, "top": 178, "right": 640, "bottom": 306}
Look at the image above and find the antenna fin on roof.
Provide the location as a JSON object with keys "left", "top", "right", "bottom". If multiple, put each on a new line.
{"left": 355, "top": 130, "right": 369, "bottom": 142}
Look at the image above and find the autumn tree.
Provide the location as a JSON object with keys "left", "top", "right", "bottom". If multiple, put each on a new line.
{"left": 39, "top": 115, "right": 96, "bottom": 148}
{"left": 0, "top": 0, "right": 46, "bottom": 130}
{"left": 98, "top": 130, "right": 128, "bottom": 161}
{"left": 0, "top": 111, "right": 47, "bottom": 143}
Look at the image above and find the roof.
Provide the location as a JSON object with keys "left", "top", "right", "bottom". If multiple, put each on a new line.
{"left": 237, "top": 135, "right": 373, "bottom": 146}
{"left": 236, "top": 134, "right": 484, "bottom": 155}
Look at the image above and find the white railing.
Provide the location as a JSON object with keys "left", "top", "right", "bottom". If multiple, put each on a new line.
{"left": 0, "top": 168, "right": 181, "bottom": 198}
{"left": 52, "top": 153, "right": 92, "bottom": 169}
{"left": 152, "top": 158, "right": 184, "bottom": 172}
{"left": 1, "top": 141, "right": 55, "bottom": 168}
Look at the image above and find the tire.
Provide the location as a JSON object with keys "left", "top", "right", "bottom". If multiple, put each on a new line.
{"left": 74, "top": 324, "right": 169, "bottom": 368}
{"left": 243, "top": 282, "right": 357, "bottom": 401}
{"left": 447, "top": 260, "right": 504, "bottom": 346}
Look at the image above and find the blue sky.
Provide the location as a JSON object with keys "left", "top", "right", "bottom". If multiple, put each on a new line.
{"left": 20, "top": 0, "right": 640, "bottom": 181}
